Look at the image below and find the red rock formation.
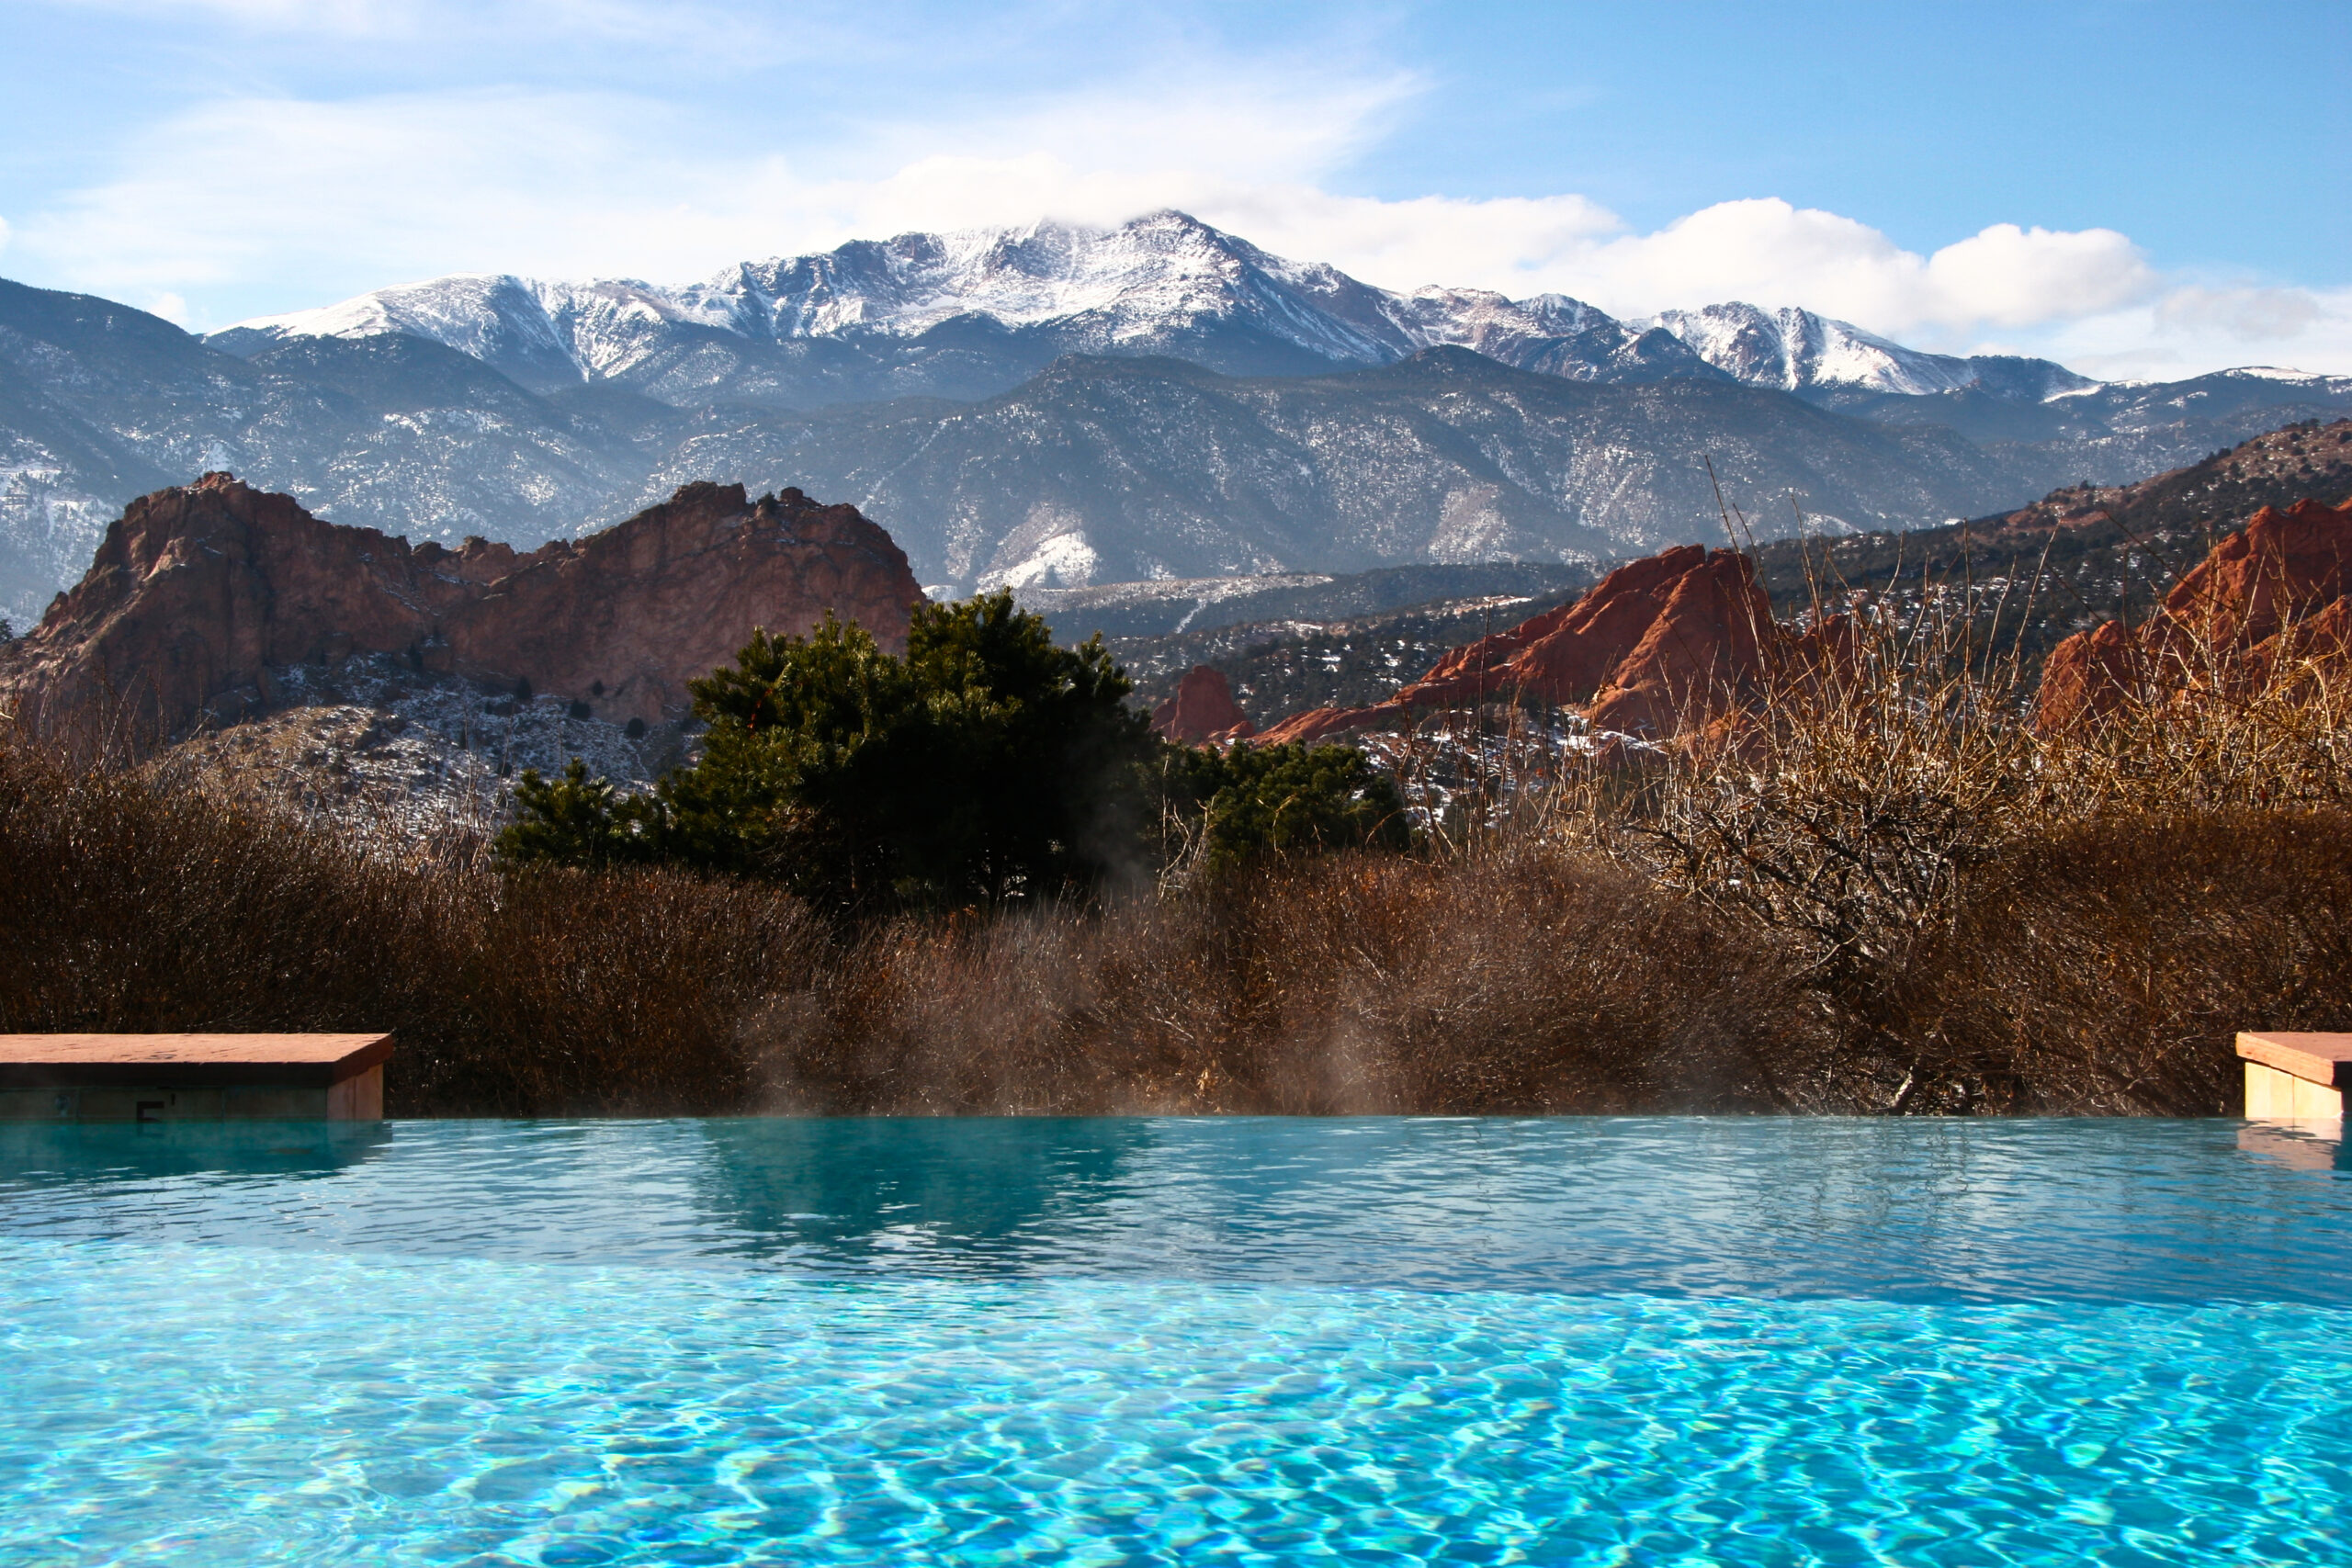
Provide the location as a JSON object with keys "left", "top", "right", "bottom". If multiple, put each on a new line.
{"left": 2034, "top": 620, "right": 2144, "bottom": 731}
{"left": 1256, "top": 543, "right": 1807, "bottom": 747}
{"left": 1150, "top": 665, "right": 1256, "bottom": 745}
{"left": 0, "top": 473, "right": 925, "bottom": 741}
{"left": 2038, "top": 497, "right": 2352, "bottom": 730}
{"left": 1253, "top": 704, "right": 1394, "bottom": 748}
{"left": 1250, "top": 491, "right": 2352, "bottom": 751}
{"left": 1398, "top": 546, "right": 1743, "bottom": 711}
{"left": 1576, "top": 551, "right": 1779, "bottom": 738}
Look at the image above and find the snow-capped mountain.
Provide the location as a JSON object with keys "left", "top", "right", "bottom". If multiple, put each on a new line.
{"left": 1645, "top": 303, "right": 2096, "bottom": 400}
{"left": 209, "top": 211, "right": 2082, "bottom": 408}
{"left": 11, "top": 243, "right": 2351, "bottom": 625}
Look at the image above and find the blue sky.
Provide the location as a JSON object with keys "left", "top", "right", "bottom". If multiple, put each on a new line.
{"left": 1, "top": 0, "right": 2344, "bottom": 377}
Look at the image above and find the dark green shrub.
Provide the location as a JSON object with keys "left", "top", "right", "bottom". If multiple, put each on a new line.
{"left": 501, "top": 592, "right": 1158, "bottom": 910}
{"left": 500, "top": 760, "right": 660, "bottom": 868}
{"left": 1183, "top": 741, "right": 1412, "bottom": 869}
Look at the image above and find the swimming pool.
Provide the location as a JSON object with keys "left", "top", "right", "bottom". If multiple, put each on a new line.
{"left": 3, "top": 1117, "right": 2347, "bottom": 1565}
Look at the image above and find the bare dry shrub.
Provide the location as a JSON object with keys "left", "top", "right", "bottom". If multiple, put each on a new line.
{"left": 752, "top": 847, "right": 1828, "bottom": 1115}
{"left": 4, "top": 733, "right": 1816, "bottom": 1118}
{"left": 2043, "top": 660, "right": 2352, "bottom": 815}
{"left": 1271, "top": 850, "right": 1835, "bottom": 1113}
{"left": 423, "top": 864, "right": 820, "bottom": 1114}
{"left": 1879, "top": 808, "right": 2352, "bottom": 1113}
{"left": 1560, "top": 559, "right": 2352, "bottom": 1112}
{"left": 1614, "top": 666, "right": 2030, "bottom": 1000}
{"left": 0, "top": 741, "right": 818, "bottom": 1115}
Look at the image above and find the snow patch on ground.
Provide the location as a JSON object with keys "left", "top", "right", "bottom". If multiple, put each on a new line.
{"left": 979, "top": 508, "right": 1102, "bottom": 592}
{"left": 1427, "top": 486, "right": 1518, "bottom": 563}
{"left": 166, "top": 655, "right": 684, "bottom": 846}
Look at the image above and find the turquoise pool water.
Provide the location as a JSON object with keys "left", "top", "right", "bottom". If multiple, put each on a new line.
{"left": 2, "top": 1117, "right": 2347, "bottom": 1566}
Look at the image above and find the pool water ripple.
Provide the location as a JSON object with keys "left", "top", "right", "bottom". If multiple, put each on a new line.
{"left": 2, "top": 1116, "right": 2347, "bottom": 1566}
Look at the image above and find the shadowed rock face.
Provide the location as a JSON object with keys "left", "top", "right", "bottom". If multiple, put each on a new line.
{"left": 0, "top": 473, "right": 924, "bottom": 741}
{"left": 1254, "top": 542, "right": 1846, "bottom": 747}
{"left": 1150, "top": 665, "right": 1255, "bottom": 745}
{"left": 2039, "top": 496, "right": 2352, "bottom": 730}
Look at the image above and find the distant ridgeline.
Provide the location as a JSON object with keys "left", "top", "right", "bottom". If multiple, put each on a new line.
{"left": 7, "top": 209, "right": 2352, "bottom": 623}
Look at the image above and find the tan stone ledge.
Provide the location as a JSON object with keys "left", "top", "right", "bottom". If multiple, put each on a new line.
{"left": 0, "top": 1033, "right": 392, "bottom": 1121}
{"left": 2239, "top": 1033, "right": 2348, "bottom": 1122}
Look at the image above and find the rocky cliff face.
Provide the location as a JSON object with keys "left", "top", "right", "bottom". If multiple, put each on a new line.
{"left": 2038, "top": 496, "right": 2352, "bottom": 729}
{"left": 1394, "top": 547, "right": 1781, "bottom": 729}
{"left": 0, "top": 474, "right": 923, "bottom": 742}
{"left": 1254, "top": 543, "right": 1853, "bottom": 748}
{"left": 1149, "top": 665, "right": 1254, "bottom": 745}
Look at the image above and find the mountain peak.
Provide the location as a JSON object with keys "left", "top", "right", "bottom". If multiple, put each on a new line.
{"left": 208, "top": 211, "right": 2098, "bottom": 406}
{"left": 1644, "top": 301, "right": 2097, "bottom": 400}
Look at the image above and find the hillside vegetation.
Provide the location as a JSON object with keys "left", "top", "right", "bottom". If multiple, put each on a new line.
{"left": 6, "top": 421, "right": 2350, "bottom": 1117}
{"left": 6, "top": 566, "right": 2348, "bottom": 1116}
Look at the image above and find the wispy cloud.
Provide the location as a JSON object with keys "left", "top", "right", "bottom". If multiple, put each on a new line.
{"left": 40, "top": 0, "right": 853, "bottom": 55}
{"left": 2032, "top": 284, "right": 2352, "bottom": 383}
{"left": 10, "top": 60, "right": 1422, "bottom": 308}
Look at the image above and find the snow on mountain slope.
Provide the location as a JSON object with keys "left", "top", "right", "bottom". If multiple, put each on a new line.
{"left": 11, "top": 265, "right": 2352, "bottom": 623}
{"left": 740, "top": 212, "right": 1400, "bottom": 358}
{"left": 217, "top": 214, "right": 1412, "bottom": 393}
{"left": 1645, "top": 303, "right": 2098, "bottom": 400}
{"left": 214, "top": 273, "right": 741, "bottom": 394}
{"left": 209, "top": 211, "right": 2091, "bottom": 406}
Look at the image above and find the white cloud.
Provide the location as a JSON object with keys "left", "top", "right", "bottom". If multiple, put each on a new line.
{"left": 10, "top": 66, "right": 1421, "bottom": 300}
{"left": 858, "top": 68, "right": 1419, "bottom": 187}
{"left": 17, "top": 90, "right": 800, "bottom": 294}
{"left": 6, "top": 72, "right": 2344, "bottom": 380}
{"left": 1923, "top": 223, "right": 2155, "bottom": 327}
{"left": 2155, "top": 285, "right": 2325, "bottom": 342}
{"left": 1186, "top": 184, "right": 1623, "bottom": 290}
{"left": 2027, "top": 284, "right": 2352, "bottom": 383}
{"left": 1269, "top": 197, "right": 2158, "bottom": 346}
